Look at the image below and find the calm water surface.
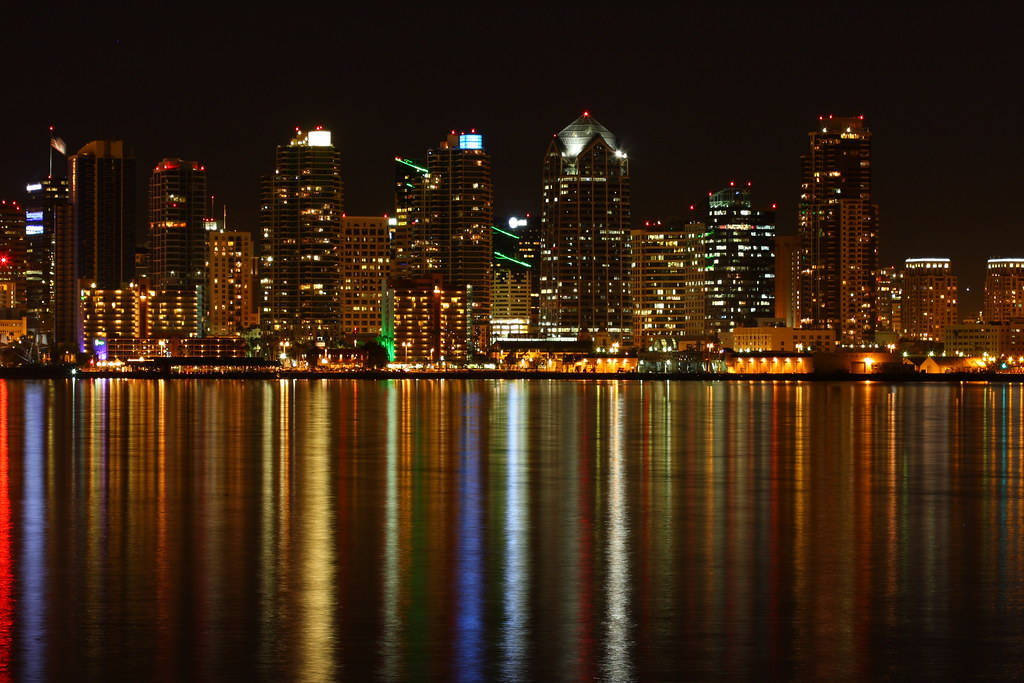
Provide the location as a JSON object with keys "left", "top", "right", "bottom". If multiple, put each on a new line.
{"left": 0, "top": 379, "right": 1022, "bottom": 681}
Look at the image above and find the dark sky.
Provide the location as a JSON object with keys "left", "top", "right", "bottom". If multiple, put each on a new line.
{"left": 2, "top": 6, "right": 1021, "bottom": 311}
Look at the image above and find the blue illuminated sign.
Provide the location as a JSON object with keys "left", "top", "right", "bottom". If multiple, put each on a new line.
{"left": 93, "top": 338, "right": 108, "bottom": 361}
{"left": 26, "top": 211, "right": 43, "bottom": 222}
{"left": 26, "top": 225, "right": 44, "bottom": 236}
{"left": 459, "top": 134, "right": 483, "bottom": 150}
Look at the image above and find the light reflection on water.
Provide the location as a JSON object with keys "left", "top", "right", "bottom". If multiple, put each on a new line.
{"left": 0, "top": 379, "right": 1023, "bottom": 680}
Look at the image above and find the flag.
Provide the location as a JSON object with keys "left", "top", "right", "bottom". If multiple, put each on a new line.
{"left": 50, "top": 136, "right": 66, "bottom": 155}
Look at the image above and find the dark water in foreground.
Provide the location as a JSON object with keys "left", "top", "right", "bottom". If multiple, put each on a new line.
{"left": 0, "top": 379, "right": 1022, "bottom": 681}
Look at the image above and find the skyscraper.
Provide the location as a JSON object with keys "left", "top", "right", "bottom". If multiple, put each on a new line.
{"left": 149, "top": 159, "right": 209, "bottom": 289}
{"left": 699, "top": 185, "right": 776, "bottom": 335}
{"left": 70, "top": 140, "right": 136, "bottom": 289}
{"left": 774, "top": 234, "right": 800, "bottom": 327}
{"left": 631, "top": 220, "right": 691, "bottom": 349}
{"left": 797, "top": 115, "right": 878, "bottom": 344}
{"left": 24, "top": 178, "right": 70, "bottom": 343}
{"left": 901, "top": 258, "right": 958, "bottom": 341}
{"left": 393, "top": 132, "right": 493, "bottom": 351}
{"left": 984, "top": 259, "right": 1024, "bottom": 323}
{"left": 0, "top": 201, "right": 26, "bottom": 312}
{"left": 206, "top": 229, "right": 258, "bottom": 336}
{"left": 539, "top": 113, "right": 632, "bottom": 342}
{"left": 259, "top": 127, "right": 343, "bottom": 344}
{"left": 339, "top": 216, "right": 388, "bottom": 340}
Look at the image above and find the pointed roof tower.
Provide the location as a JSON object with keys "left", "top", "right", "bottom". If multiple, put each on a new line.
{"left": 555, "top": 112, "right": 618, "bottom": 159}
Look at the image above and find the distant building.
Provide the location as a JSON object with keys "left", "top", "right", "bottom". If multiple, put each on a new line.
{"left": 81, "top": 283, "right": 140, "bottom": 352}
{"left": 721, "top": 325, "right": 836, "bottom": 352}
{"left": 389, "top": 275, "right": 467, "bottom": 363}
{"left": 339, "top": 216, "right": 388, "bottom": 340}
{"left": 774, "top": 234, "right": 800, "bottom": 327}
{"left": 984, "top": 259, "right": 1024, "bottom": 323}
{"left": 70, "top": 140, "right": 136, "bottom": 289}
{"left": 206, "top": 230, "right": 258, "bottom": 336}
{"left": 631, "top": 221, "right": 691, "bottom": 349}
{"left": 0, "top": 201, "right": 26, "bottom": 312}
{"left": 143, "top": 287, "right": 199, "bottom": 338}
{"left": 491, "top": 265, "right": 531, "bottom": 340}
{"left": 25, "top": 179, "right": 77, "bottom": 356}
{"left": 393, "top": 132, "right": 493, "bottom": 351}
{"left": 149, "top": 159, "right": 209, "bottom": 289}
{"left": 875, "top": 266, "right": 902, "bottom": 335}
{"left": 259, "top": 128, "right": 343, "bottom": 344}
{"left": 900, "top": 258, "right": 958, "bottom": 341}
{"left": 539, "top": 113, "right": 632, "bottom": 343}
{"left": 798, "top": 116, "right": 878, "bottom": 344}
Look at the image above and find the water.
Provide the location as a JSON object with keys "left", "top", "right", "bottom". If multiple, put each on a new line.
{"left": 0, "top": 378, "right": 1022, "bottom": 681}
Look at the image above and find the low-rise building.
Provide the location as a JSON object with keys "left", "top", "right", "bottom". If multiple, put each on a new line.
{"left": 721, "top": 326, "right": 836, "bottom": 352}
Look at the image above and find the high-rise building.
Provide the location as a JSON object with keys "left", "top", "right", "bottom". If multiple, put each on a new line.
{"left": 539, "top": 113, "right": 632, "bottom": 342}
{"left": 393, "top": 132, "right": 493, "bottom": 351}
{"left": 699, "top": 185, "right": 776, "bottom": 336}
{"left": 491, "top": 265, "right": 531, "bottom": 340}
{"left": 631, "top": 220, "right": 691, "bottom": 349}
{"left": 389, "top": 275, "right": 467, "bottom": 364}
{"left": 797, "top": 116, "right": 878, "bottom": 344}
{"left": 142, "top": 287, "right": 199, "bottom": 338}
{"left": 339, "top": 216, "right": 388, "bottom": 340}
{"left": 774, "top": 234, "right": 800, "bottom": 327}
{"left": 900, "top": 258, "right": 958, "bottom": 341}
{"left": 80, "top": 283, "right": 141, "bottom": 354}
{"left": 70, "top": 140, "right": 136, "bottom": 289}
{"left": 206, "top": 230, "right": 257, "bottom": 336}
{"left": 24, "top": 178, "right": 70, "bottom": 343}
{"left": 876, "top": 266, "right": 903, "bottom": 336}
{"left": 149, "top": 159, "right": 209, "bottom": 288}
{"left": 984, "top": 259, "right": 1024, "bottom": 323}
{"left": 0, "top": 201, "right": 26, "bottom": 313}
{"left": 259, "top": 127, "right": 343, "bottom": 344}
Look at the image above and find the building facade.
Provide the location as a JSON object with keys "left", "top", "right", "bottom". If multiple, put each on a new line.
{"left": 259, "top": 128, "right": 343, "bottom": 344}
{"left": 339, "top": 216, "right": 388, "bottom": 339}
{"left": 797, "top": 116, "right": 878, "bottom": 344}
{"left": 70, "top": 140, "right": 136, "bottom": 289}
{"left": 206, "top": 230, "right": 257, "bottom": 336}
{"left": 539, "top": 113, "right": 632, "bottom": 342}
{"left": 631, "top": 221, "right": 690, "bottom": 349}
{"left": 491, "top": 265, "right": 531, "bottom": 340}
{"left": 149, "top": 159, "right": 209, "bottom": 289}
{"left": 900, "top": 258, "right": 958, "bottom": 341}
{"left": 389, "top": 275, "right": 467, "bottom": 363}
{"left": 774, "top": 234, "right": 800, "bottom": 327}
{"left": 0, "top": 201, "right": 26, "bottom": 313}
{"left": 984, "top": 259, "right": 1024, "bottom": 323}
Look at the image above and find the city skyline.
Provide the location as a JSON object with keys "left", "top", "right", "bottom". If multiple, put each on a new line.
{"left": 1, "top": 7, "right": 1021, "bottom": 310}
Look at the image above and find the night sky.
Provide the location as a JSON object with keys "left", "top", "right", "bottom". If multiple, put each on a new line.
{"left": 2, "top": 6, "right": 1021, "bottom": 311}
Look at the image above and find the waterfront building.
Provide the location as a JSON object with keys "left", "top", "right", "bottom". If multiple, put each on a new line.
{"left": 389, "top": 275, "right": 467, "bottom": 364}
{"left": 539, "top": 113, "right": 632, "bottom": 343}
{"left": 900, "top": 258, "right": 958, "bottom": 341}
{"left": 142, "top": 287, "right": 199, "bottom": 338}
{"left": 393, "top": 132, "right": 493, "bottom": 351}
{"left": 206, "top": 230, "right": 258, "bottom": 336}
{"left": 631, "top": 220, "right": 691, "bottom": 349}
{"left": 797, "top": 116, "right": 878, "bottom": 344}
{"left": 699, "top": 185, "right": 776, "bottom": 336}
{"left": 149, "top": 159, "right": 209, "bottom": 289}
{"left": 80, "top": 282, "right": 141, "bottom": 354}
{"left": 70, "top": 140, "right": 136, "bottom": 289}
{"left": 875, "top": 265, "right": 903, "bottom": 336}
{"left": 984, "top": 259, "right": 1024, "bottom": 323}
{"left": 721, "top": 325, "right": 836, "bottom": 352}
{"left": 259, "top": 127, "right": 343, "bottom": 344}
{"left": 339, "top": 216, "right": 388, "bottom": 340}
{"left": 491, "top": 265, "right": 531, "bottom": 340}
{"left": 23, "top": 179, "right": 69, "bottom": 340}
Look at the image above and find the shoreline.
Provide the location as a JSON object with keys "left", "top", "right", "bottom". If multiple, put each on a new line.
{"left": 4, "top": 366, "right": 1024, "bottom": 382}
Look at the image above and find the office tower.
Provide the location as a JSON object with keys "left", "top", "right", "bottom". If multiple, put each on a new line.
{"left": 0, "top": 201, "right": 26, "bottom": 312}
{"left": 876, "top": 266, "right": 903, "bottom": 335}
{"left": 900, "top": 258, "right": 958, "bottom": 341}
{"left": 797, "top": 115, "right": 878, "bottom": 344}
{"left": 539, "top": 113, "right": 632, "bottom": 342}
{"left": 774, "top": 234, "right": 800, "bottom": 327}
{"left": 984, "top": 259, "right": 1024, "bottom": 323}
{"left": 491, "top": 265, "right": 531, "bottom": 339}
{"left": 389, "top": 274, "right": 467, "bottom": 363}
{"left": 339, "top": 216, "right": 388, "bottom": 339}
{"left": 631, "top": 220, "right": 691, "bottom": 349}
{"left": 393, "top": 132, "right": 493, "bottom": 350}
{"left": 26, "top": 178, "right": 78, "bottom": 357}
{"left": 206, "top": 230, "right": 258, "bottom": 336}
{"left": 70, "top": 140, "right": 136, "bottom": 288}
{"left": 698, "top": 185, "right": 776, "bottom": 335}
{"left": 259, "top": 127, "right": 343, "bottom": 344}
{"left": 149, "top": 159, "right": 209, "bottom": 288}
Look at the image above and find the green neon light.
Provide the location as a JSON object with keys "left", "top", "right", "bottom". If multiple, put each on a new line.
{"left": 490, "top": 225, "right": 520, "bottom": 239}
{"left": 495, "top": 251, "right": 531, "bottom": 268}
{"left": 395, "top": 157, "right": 428, "bottom": 174}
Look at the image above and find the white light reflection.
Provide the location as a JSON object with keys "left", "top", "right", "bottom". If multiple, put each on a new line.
{"left": 603, "top": 383, "right": 632, "bottom": 681}
{"left": 501, "top": 382, "right": 528, "bottom": 680}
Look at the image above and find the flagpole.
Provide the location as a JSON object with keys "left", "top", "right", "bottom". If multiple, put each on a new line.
{"left": 48, "top": 126, "right": 53, "bottom": 178}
